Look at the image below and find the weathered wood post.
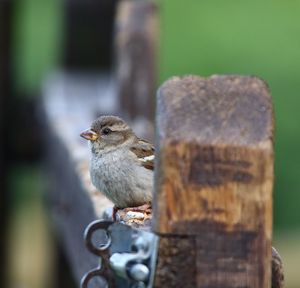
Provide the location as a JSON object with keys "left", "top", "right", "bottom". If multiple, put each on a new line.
{"left": 115, "top": 0, "right": 158, "bottom": 125}
{"left": 153, "top": 75, "right": 274, "bottom": 287}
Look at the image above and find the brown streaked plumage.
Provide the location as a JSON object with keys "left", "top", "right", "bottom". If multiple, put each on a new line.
{"left": 130, "top": 138, "right": 155, "bottom": 170}
{"left": 91, "top": 115, "right": 130, "bottom": 134}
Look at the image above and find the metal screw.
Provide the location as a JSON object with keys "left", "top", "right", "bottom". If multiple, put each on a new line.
{"left": 129, "top": 263, "right": 150, "bottom": 282}
{"left": 132, "top": 236, "right": 149, "bottom": 252}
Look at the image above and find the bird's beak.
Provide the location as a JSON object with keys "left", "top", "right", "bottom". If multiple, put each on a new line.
{"left": 80, "top": 129, "right": 99, "bottom": 141}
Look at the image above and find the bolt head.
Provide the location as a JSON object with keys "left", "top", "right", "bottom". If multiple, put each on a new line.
{"left": 129, "top": 263, "right": 150, "bottom": 282}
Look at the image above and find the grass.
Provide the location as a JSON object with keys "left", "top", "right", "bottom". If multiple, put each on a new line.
{"left": 274, "top": 231, "right": 300, "bottom": 288}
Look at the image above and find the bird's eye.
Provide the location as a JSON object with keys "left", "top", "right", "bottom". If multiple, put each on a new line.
{"left": 102, "top": 128, "right": 112, "bottom": 135}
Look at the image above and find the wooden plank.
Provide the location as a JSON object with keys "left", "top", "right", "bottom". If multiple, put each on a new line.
{"left": 153, "top": 75, "right": 274, "bottom": 287}
{"left": 42, "top": 73, "right": 153, "bottom": 286}
{"left": 42, "top": 74, "right": 115, "bottom": 286}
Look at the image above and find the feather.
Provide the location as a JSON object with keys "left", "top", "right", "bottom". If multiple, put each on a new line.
{"left": 130, "top": 138, "right": 155, "bottom": 170}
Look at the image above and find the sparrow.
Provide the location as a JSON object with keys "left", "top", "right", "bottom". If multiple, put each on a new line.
{"left": 80, "top": 115, "right": 154, "bottom": 211}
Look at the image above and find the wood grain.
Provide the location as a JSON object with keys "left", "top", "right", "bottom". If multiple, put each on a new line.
{"left": 154, "top": 236, "right": 196, "bottom": 288}
{"left": 153, "top": 75, "right": 274, "bottom": 287}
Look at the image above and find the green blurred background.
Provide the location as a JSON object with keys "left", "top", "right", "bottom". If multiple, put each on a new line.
{"left": 5, "top": 0, "right": 300, "bottom": 287}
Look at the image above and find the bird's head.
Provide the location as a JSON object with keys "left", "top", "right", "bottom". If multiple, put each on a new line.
{"left": 80, "top": 116, "right": 135, "bottom": 154}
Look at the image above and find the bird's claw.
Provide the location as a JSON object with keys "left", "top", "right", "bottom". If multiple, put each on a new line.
{"left": 113, "top": 204, "right": 152, "bottom": 225}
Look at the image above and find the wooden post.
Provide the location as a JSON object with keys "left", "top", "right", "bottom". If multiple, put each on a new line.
{"left": 115, "top": 0, "right": 158, "bottom": 124}
{"left": 153, "top": 75, "right": 274, "bottom": 287}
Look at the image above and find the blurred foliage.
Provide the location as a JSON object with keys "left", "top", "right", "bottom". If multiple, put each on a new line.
{"left": 158, "top": 0, "right": 300, "bottom": 231}
{"left": 7, "top": 166, "right": 55, "bottom": 288}
{"left": 13, "top": 0, "right": 62, "bottom": 96}
{"left": 8, "top": 166, "right": 42, "bottom": 210}
{"left": 274, "top": 231, "right": 300, "bottom": 288}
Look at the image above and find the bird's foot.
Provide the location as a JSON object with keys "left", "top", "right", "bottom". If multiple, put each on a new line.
{"left": 112, "top": 205, "right": 119, "bottom": 221}
{"left": 122, "top": 203, "right": 152, "bottom": 214}
{"left": 115, "top": 203, "right": 152, "bottom": 225}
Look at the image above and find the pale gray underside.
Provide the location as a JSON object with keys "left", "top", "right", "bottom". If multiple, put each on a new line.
{"left": 90, "top": 146, "right": 153, "bottom": 208}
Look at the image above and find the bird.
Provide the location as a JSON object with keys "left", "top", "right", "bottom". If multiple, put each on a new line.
{"left": 80, "top": 115, "right": 154, "bottom": 213}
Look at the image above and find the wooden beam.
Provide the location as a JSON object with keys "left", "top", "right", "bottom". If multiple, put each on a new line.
{"left": 153, "top": 75, "right": 274, "bottom": 287}
{"left": 42, "top": 74, "right": 114, "bottom": 285}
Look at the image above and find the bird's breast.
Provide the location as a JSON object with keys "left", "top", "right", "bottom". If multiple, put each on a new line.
{"left": 90, "top": 150, "right": 153, "bottom": 208}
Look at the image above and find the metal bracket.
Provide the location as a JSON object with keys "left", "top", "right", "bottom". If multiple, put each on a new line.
{"left": 81, "top": 220, "right": 158, "bottom": 288}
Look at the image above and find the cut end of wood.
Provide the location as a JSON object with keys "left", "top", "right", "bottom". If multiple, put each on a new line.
{"left": 157, "top": 75, "right": 273, "bottom": 146}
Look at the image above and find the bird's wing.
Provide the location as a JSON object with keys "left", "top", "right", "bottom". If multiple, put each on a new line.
{"left": 130, "top": 138, "right": 155, "bottom": 171}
